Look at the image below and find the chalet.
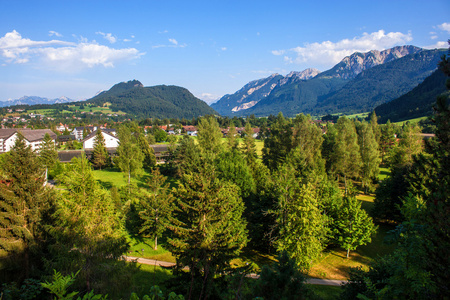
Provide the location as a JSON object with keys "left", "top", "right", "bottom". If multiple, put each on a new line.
{"left": 183, "top": 126, "right": 197, "bottom": 136}
{"left": 0, "top": 128, "right": 57, "bottom": 153}
{"left": 71, "top": 126, "right": 97, "bottom": 140}
{"left": 82, "top": 129, "right": 119, "bottom": 150}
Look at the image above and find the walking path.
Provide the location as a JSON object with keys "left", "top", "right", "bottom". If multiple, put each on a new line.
{"left": 123, "top": 256, "right": 346, "bottom": 286}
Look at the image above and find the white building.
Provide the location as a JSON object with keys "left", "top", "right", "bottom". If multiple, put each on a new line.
{"left": 0, "top": 128, "right": 57, "bottom": 153}
{"left": 82, "top": 130, "right": 119, "bottom": 150}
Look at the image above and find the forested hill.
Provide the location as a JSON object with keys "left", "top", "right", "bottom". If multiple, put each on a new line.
{"left": 374, "top": 68, "right": 449, "bottom": 123}
{"left": 86, "top": 80, "right": 217, "bottom": 119}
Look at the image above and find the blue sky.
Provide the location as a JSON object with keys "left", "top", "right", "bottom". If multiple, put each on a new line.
{"left": 0, "top": 0, "right": 449, "bottom": 104}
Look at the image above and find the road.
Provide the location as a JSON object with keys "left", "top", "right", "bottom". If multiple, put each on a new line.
{"left": 123, "top": 256, "right": 346, "bottom": 286}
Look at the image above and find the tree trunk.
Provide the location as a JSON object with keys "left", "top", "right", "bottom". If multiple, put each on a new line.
{"left": 154, "top": 236, "right": 157, "bottom": 251}
{"left": 347, "top": 248, "right": 350, "bottom": 259}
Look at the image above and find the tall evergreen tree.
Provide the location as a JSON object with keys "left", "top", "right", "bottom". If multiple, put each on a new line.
{"left": 262, "top": 112, "right": 293, "bottom": 171}
{"left": 91, "top": 129, "right": 109, "bottom": 170}
{"left": 273, "top": 163, "right": 328, "bottom": 270}
{"left": 139, "top": 169, "right": 173, "bottom": 250}
{"left": 241, "top": 122, "right": 258, "bottom": 168}
{"left": 49, "top": 156, "right": 128, "bottom": 293}
{"left": 0, "top": 133, "right": 55, "bottom": 282}
{"left": 39, "top": 133, "right": 58, "bottom": 170}
{"left": 137, "top": 132, "right": 156, "bottom": 169}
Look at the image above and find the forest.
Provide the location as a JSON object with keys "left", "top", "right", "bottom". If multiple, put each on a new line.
{"left": 0, "top": 58, "right": 449, "bottom": 300}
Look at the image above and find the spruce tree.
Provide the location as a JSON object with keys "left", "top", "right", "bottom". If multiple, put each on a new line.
{"left": 39, "top": 132, "right": 58, "bottom": 170}
{"left": 91, "top": 129, "right": 109, "bottom": 170}
{"left": 138, "top": 132, "right": 156, "bottom": 169}
{"left": 116, "top": 126, "right": 144, "bottom": 184}
{"left": 0, "top": 133, "right": 55, "bottom": 281}
{"left": 139, "top": 169, "right": 173, "bottom": 250}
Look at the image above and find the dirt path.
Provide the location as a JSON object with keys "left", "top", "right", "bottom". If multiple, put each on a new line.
{"left": 123, "top": 256, "right": 346, "bottom": 286}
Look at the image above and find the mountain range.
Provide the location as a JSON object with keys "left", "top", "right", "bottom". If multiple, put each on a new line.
{"left": 211, "top": 45, "right": 446, "bottom": 118}
{"left": 0, "top": 96, "right": 76, "bottom": 108}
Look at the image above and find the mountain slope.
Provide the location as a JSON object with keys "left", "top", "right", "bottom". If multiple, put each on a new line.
{"left": 214, "top": 46, "right": 445, "bottom": 117}
{"left": 315, "top": 48, "right": 445, "bottom": 114}
{"left": 374, "top": 69, "right": 448, "bottom": 123}
{"left": 87, "top": 80, "right": 217, "bottom": 119}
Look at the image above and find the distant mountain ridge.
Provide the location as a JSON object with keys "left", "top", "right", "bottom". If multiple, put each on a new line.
{"left": 86, "top": 80, "right": 217, "bottom": 119}
{"left": 0, "top": 95, "right": 76, "bottom": 108}
{"left": 212, "top": 45, "right": 444, "bottom": 117}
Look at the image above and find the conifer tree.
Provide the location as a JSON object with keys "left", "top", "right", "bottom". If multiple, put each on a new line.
{"left": 241, "top": 122, "right": 258, "bottom": 167}
{"left": 138, "top": 132, "right": 156, "bottom": 169}
{"left": 40, "top": 133, "right": 58, "bottom": 170}
{"left": 91, "top": 129, "right": 109, "bottom": 170}
{"left": 262, "top": 112, "right": 293, "bottom": 171}
{"left": 226, "top": 126, "right": 238, "bottom": 150}
{"left": 49, "top": 156, "right": 128, "bottom": 293}
{"left": 273, "top": 163, "right": 328, "bottom": 270}
{"left": 139, "top": 169, "right": 173, "bottom": 250}
{"left": 0, "top": 133, "right": 55, "bottom": 281}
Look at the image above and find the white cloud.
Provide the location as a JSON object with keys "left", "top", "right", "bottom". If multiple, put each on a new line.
{"left": 96, "top": 32, "right": 117, "bottom": 44}
{"left": 221, "top": 47, "right": 227, "bottom": 51}
{"left": 152, "top": 39, "right": 186, "bottom": 49}
{"left": 49, "top": 31, "right": 62, "bottom": 37}
{"left": 197, "top": 92, "right": 221, "bottom": 104}
{"left": 424, "top": 41, "right": 448, "bottom": 49}
{"left": 273, "top": 30, "right": 413, "bottom": 67}
{"left": 0, "top": 30, "right": 144, "bottom": 70}
{"left": 437, "top": 22, "right": 450, "bottom": 33}
{"left": 169, "top": 38, "right": 178, "bottom": 45}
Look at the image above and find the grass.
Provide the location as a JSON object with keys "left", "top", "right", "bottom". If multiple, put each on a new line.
{"left": 308, "top": 192, "right": 395, "bottom": 280}
{"left": 126, "top": 235, "right": 176, "bottom": 263}
{"left": 393, "top": 116, "right": 428, "bottom": 126}
{"left": 92, "top": 167, "right": 153, "bottom": 189}
{"left": 130, "top": 264, "right": 174, "bottom": 297}
{"left": 378, "top": 167, "right": 390, "bottom": 181}
{"left": 309, "top": 285, "right": 342, "bottom": 299}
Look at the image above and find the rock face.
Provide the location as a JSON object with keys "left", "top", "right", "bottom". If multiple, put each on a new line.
{"left": 212, "top": 45, "right": 429, "bottom": 116}
{"left": 317, "top": 45, "right": 423, "bottom": 79}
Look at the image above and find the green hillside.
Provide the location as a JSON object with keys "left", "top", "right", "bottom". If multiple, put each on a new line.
{"left": 87, "top": 80, "right": 217, "bottom": 119}
{"left": 375, "top": 69, "right": 448, "bottom": 123}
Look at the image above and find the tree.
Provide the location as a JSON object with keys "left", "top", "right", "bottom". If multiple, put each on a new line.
{"left": 167, "top": 118, "right": 247, "bottom": 299}
{"left": 256, "top": 251, "right": 313, "bottom": 300}
{"left": 139, "top": 169, "right": 173, "bottom": 250}
{"left": 49, "top": 156, "right": 129, "bottom": 293}
{"left": 226, "top": 126, "right": 238, "bottom": 150}
{"left": 332, "top": 117, "right": 362, "bottom": 194}
{"left": 262, "top": 112, "right": 293, "bottom": 171}
{"left": 91, "top": 129, "right": 109, "bottom": 170}
{"left": 273, "top": 163, "right": 328, "bottom": 270}
{"left": 0, "top": 133, "right": 55, "bottom": 282}
{"left": 388, "top": 123, "right": 423, "bottom": 169}
{"left": 356, "top": 121, "right": 381, "bottom": 193}
{"left": 137, "top": 132, "right": 156, "bottom": 169}
{"left": 116, "top": 126, "right": 144, "bottom": 185}
{"left": 241, "top": 122, "right": 258, "bottom": 167}
{"left": 39, "top": 133, "right": 58, "bottom": 170}
{"left": 333, "top": 194, "right": 377, "bottom": 258}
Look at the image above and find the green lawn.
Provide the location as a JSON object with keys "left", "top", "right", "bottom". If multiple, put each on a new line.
{"left": 378, "top": 167, "right": 390, "bottom": 181}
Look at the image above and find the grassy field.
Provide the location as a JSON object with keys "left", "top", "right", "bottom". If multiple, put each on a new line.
{"left": 393, "top": 116, "right": 428, "bottom": 126}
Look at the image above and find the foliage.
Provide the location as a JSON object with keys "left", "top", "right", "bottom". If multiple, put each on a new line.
{"left": 138, "top": 133, "right": 156, "bottom": 169}
{"left": 139, "top": 169, "right": 174, "bottom": 250}
{"left": 0, "top": 278, "right": 43, "bottom": 300}
{"left": 262, "top": 112, "right": 293, "bottom": 171}
{"left": 356, "top": 121, "right": 381, "bottom": 193}
{"left": 255, "top": 251, "right": 314, "bottom": 300}
{"left": 332, "top": 194, "right": 377, "bottom": 258}
{"left": 40, "top": 132, "right": 59, "bottom": 169}
{"left": 48, "top": 156, "right": 130, "bottom": 294}
{"left": 0, "top": 133, "right": 55, "bottom": 282}
{"left": 91, "top": 130, "right": 109, "bottom": 170}
{"left": 116, "top": 125, "right": 144, "bottom": 184}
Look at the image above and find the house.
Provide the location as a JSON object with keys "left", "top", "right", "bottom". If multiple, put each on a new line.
{"left": 183, "top": 126, "right": 197, "bottom": 136}
{"left": 150, "top": 144, "right": 170, "bottom": 163}
{"left": 82, "top": 129, "right": 119, "bottom": 150}
{"left": 0, "top": 128, "right": 57, "bottom": 153}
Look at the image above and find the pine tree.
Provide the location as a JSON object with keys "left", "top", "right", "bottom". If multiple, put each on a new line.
{"left": 39, "top": 132, "right": 58, "bottom": 170}
{"left": 273, "top": 163, "right": 328, "bottom": 270}
{"left": 91, "top": 129, "right": 109, "bottom": 170}
{"left": 262, "top": 112, "right": 293, "bottom": 171}
{"left": 167, "top": 118, "right": 247, "bottom": 299}
{"left": 139, "top": 169, "right": 173, "bottom": 250}
{"left": 49, "top": 156, "right": 128, "bottom": 293}
{"left": 241, "top": 122, "right": 258, "bottom": 167}
{"left": 226, "top": 126, "right": 238, "bottom": 150}
{"left": 0, "top": 133, "right": 55, "bottom": 281}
